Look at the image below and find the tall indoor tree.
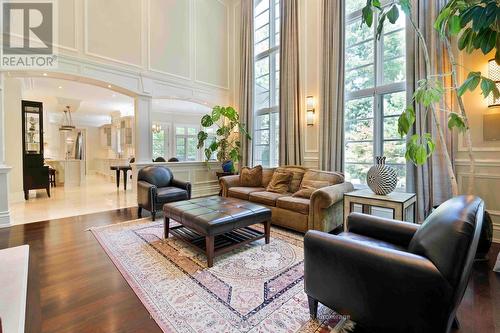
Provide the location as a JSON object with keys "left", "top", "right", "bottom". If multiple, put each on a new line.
{"left": 361, "top": 0, "right": 500, "bottom": 195}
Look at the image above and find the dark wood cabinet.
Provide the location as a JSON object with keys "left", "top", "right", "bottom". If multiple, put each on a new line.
{"left": 22, "top": 100, "right": 50, "bottom": 200}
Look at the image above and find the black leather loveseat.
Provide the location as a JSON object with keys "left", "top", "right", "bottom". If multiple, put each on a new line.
{"left": 304, "top": 195, "right": 484, "bottom": 333}
{"left": 137, "top": 166, "right": 191, "bottom": 221}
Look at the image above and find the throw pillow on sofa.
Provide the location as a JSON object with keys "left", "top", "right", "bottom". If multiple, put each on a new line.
{"left": 266, "top": 169, "right": 293, "bottom": 193}
{"left": 240, "top": 165, "right": 263, "bottom": 187}
{"left": 292, "top": 180, "right": 331, "bottom": 199}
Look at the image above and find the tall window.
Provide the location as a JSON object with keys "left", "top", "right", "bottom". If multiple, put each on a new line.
{"left": 152, "top": 124, "right": 167, "bottom": 159}
{"left": 253, "top": 0, "right": 280, "bottom": 167}
{"left": 344, "top": 1, "right": 407, "bottom": 189}
{"left": 175, "top": 125, "right": 198, "bottom": 161}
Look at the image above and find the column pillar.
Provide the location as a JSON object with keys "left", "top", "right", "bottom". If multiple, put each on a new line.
{"left": 0, "top": 73, "right": 12, "bottom": 227}
{"left": 134, "top": 94, "right": 153, "bottom": 164}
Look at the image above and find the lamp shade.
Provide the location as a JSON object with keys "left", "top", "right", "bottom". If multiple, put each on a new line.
{"left": 488, "top": 59, "right": 500, "bottom": 107}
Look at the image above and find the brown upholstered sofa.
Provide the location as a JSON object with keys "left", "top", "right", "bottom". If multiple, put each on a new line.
{"left": 220, "top": 166, "right": 354, "bottom": 233}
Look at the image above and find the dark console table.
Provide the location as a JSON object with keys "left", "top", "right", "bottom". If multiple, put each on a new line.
{"left": 110, "top": 165, "right": 132, "bottom": 190}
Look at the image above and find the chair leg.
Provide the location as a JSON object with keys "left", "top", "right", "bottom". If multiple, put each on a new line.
{"left": 138, "top": 207, "right": 142, "bottom": 218}
{"left": 308, "top": 295, "right": 318, "bottom": 319}
{"left": 152, "top": 211, "right": 156, "bottom": 221}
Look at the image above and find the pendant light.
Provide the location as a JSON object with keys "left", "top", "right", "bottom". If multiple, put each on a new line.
{"left": 59, "top": 106, "right": 76, "bottom": 131}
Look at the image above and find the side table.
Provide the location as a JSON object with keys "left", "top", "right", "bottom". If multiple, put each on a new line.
{"left": 344, "top": 189, "right": 417, "bottom": 229}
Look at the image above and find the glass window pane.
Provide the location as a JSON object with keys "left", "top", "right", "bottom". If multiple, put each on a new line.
{"left": 346, "top": 0, "right": 366, "bottom": 14}
{"left": 255, "top": 38, "right": 270, "bottom": 55}
{"left": 255, "top": 24, "right": 269, "bottom": 43}
{"left": 176, "top": 138, "right": 185, "bottom": 160}
{"left": 254, "top": 129, "right": 270, "bottom": 145}
{"left": 383, "top": 141, "right": 406, "bottom": 164}
{"left": 255, "top": 10, "right": 269, "bottom": 28}
{"left": 345, "top": 119, "right": 374, "bottom": 141}
{"left": 345, "top": 163, "right": 371, "bottom": 185}
{"left": 187, "top": 137, "right": 197, "bottom": 161}
{"left": 176, "top": 127, "right": 185, "bottom": 135}
{"left": 383, "top": 7, "right": 405, "bottom": 33}
{"left": 187, "top": 127, "right": 197, "bottom": 135}
{"left": 383, "top": 117, "right": 401, "bottom": 140}
{"left": 254, "top": 145, "right": 270, "bottom": 166}
{"left": 346, "top": 41, "right": 374, "bottom": 70}
{"left": 383, "top": 91, "right": 406, "bottom": 116}
{"left": 345, "top": 97, "right": 373, "bottom": 121}
{"left": 255, "top": 0, "right": 269, "bottom": 16}
{"left": 345, "top": 142, "right": 373, "bottom": 164}
{"left": 383, "top": 30, "right": 405, "bottom": 59}
{"left": 346, "top": 18, "right": 372, "bottom": 47}
{"left": 383, "top": 57, "right": 406, "bottom": 84}
{"left": 345, "top": 65, "right": 374, "bottom": 91}
{"left": 255, "top": 113, "right": 270, "bottom": 129}
{"left": 387, "top": 163, "right": 406, "bottom": 189}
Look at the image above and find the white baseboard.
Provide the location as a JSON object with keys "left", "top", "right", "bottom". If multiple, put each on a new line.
{"left": 0, "top": 210, "right": 11, "bottom": 228}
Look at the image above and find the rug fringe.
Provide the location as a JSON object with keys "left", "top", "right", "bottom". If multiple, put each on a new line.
{"left": 332, "top": 318, "right": 356, "bottom": 333}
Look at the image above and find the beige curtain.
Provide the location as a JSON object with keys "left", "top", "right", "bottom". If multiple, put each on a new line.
{"left": 407, "top": 0, "right": 454, "bottom": 220}
{"left": 279, "top": 0, "right": 302, "bottom": 166}
{"left": 239, "top": 0, "right": 254, "bottom": 167}
{"left": 319, "top": 0, "right": 345, "bottom": 172}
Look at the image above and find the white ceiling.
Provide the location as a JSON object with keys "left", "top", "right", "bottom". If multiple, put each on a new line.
{"left": 20, "top": 77, "right": 212, "bottom": 127}
{"left": 21, "top": 77, "right": 135, "bottom": 117}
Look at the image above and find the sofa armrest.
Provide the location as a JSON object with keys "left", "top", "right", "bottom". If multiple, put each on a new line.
{"left": 171, "top": 179, "right": 192, "bottom": 199}
{"left": 220, "top": 175, "right": 241, "bottom": 197}
{"left": 137, "top": 180, "right": 156, "bottom": 208}
{"left": 304, "top": 230, "right": 452, "bottom": 331}
{"left": 347, "top": 212, "right": 419, "bottom": 248}
{"left": 310, "top": 182, "right": 354, "bottom": 209}
{"left": 308, "top": 182, "right": 354, "bottom": 232}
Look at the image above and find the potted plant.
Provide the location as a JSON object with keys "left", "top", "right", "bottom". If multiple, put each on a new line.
{"left": 361, "top": 0, "right": 499, "bottom": 257}
{"left": 196, "top": 105, "right": 251, "bottom": 173}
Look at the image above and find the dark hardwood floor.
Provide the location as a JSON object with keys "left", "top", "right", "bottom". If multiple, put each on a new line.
{"left": 0, "top": 208, "right": 498, "bottom": 333}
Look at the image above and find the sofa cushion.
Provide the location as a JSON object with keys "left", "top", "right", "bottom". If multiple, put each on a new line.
{"left": 249, "top": 191, "right": 291, "bottom": 206}
{"left": 278, "top": 166, "right": 307, "bottom": 193}
{"left": 276, "top": 196, "right": 310, "bottom": 215}
{"left": 293, "top": 180, "right": 331, "bottom": 199}
{"left": 302, "top": 169, "right": 344, "bottom": 185}
{"left": 262, "top": 168, "right": 276, "bottom": 187}
{"left": 337, "top": 232, "right": 406, "bottom": 252}
{"left": 228, "top": 186, "right": 266, "bottom": 200}
{"left": 156, "top": 187, "right": 189, "bottom": 203}
{"left": 266, "top": 169, "right": 293, "bottom": 193}
{"left": 239, "top": 165, "right": 263, "bottom": 187}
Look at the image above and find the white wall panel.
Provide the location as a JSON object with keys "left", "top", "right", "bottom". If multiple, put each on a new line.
{"left": 149, "top": 0, "right": 190, "bottom": 78}
{"left": 85, "top": 0, "right": 142, "bottom": 66}
{"left": 58, "top": 0, "right": 77, "bottom": 51}
{"left": 195, "top": 0, "right": 229, "bottom": 89}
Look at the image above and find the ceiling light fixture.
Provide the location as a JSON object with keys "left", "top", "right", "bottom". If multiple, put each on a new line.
{"left": 43, "top": 73, "right": 47, "bottom": 76}
{"left": 59, "top": 106, "right": 76, "bottom": 132}
{"left": 58, "top": 86, "right": 62, "bottom": 89}
{"left": 152, "top": 123, "right": 162, "bottom": 134}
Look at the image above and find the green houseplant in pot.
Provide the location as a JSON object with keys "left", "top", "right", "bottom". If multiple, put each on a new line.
{"left": 196, "top": 105, "right": 251, "bottom": 173}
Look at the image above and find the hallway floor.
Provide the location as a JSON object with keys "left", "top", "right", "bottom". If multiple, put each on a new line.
{"left": 10, "top": 174, "right": 137, "bottom": 225}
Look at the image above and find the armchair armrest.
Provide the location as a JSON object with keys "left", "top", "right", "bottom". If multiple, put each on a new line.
{"left": 137, "top": 180, "right": 156, "bottom": 207}
{"left": 309, "top": 182, "right": 354, "bottom": 232}
{"left": 171, "top": 178, "right": 192, "bottom": 199}
{"left": 220, "top": 175, "right": 241, "bottom": 197}
{"left": 347, "top": 212, "right": 419, "bottom": 248}
{"left": 304, "top": 230, "right": 452, "bottom": 330}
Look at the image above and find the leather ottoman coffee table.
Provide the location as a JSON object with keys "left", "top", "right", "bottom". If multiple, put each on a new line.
{"left": 163, "top": 196, "right": 272, "bottom": 267}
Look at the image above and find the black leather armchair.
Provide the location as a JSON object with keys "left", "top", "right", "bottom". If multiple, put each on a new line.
{"left": 304, "top": 195, "right": 484, "bottom": 333}
{"left": 137, "top": 166, "right": 191, "bottom": 221}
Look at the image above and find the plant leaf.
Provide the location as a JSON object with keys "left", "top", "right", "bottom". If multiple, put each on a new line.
{"left": 448, "top": 113, "right": 467, "bottom": 132}
{"left": 397, "top": 106, "right": 415, "bottom": 137}
{"left": 387, "top": 5, "right": 399, "bottom": 24}
{"left": 200, "top": 114, "right": 214, "bottom": 127}
{"left": 457, "top": 71, "right": 481, "bottom": 96}
{"left": 448, "top": 15, "right": 461, "bottom": 35}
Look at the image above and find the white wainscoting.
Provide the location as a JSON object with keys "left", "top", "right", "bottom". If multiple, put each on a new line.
{"left": 132, "top": 161, "right": 223, "bottom": 198}
{"left": 455, "top": 159, "right": 500, "bottom": 243}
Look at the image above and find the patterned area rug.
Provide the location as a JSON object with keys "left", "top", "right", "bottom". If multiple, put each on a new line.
{"left": 90, "top": 219, "right": 354, "bottom": 332}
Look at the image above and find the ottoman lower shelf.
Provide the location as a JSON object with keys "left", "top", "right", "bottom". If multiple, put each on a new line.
{"left": 167, "top": 224, "right": 269, "bottom": 267}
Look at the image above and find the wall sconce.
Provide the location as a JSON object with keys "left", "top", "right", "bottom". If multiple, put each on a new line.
{"left": 488, "top": 59, "right": 500, "bottom": 107}
{"left": 152, "top": 123, "right": 162, "bottom": 134}
{"left": 306, "top": 96, "right": 315, "bottom": 126}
